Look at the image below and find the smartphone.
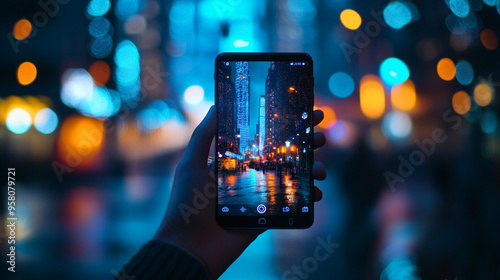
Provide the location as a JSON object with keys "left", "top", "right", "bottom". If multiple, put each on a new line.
{"left": 215, "top": 53, "right": 314, "bottom": 229}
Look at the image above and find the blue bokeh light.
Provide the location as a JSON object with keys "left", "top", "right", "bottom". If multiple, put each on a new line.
{"left": 380, "top": 57, "right": 410, "bottom": 86}
{"left": 115, "top": 40, "right": 140, "bottom": 69}
{"left": 135, "top": 100, "right": 173, "bottom": 133}
{"left": 80, "top": 87, "right": 121, "bottom": 118}
{"left": 115, "top": 0, "right": 140, "bottom": 20}
{"left": 6, "top": 108, "right": 32, "bottom": 134}
{"left": 455, "top": 60, "right": 474, "bottom": 85}
{"left": 115, "top": 40, "right": 141, "bottom": 108}
{"left": 328, "top": 72, "right": 355, "bottom": 98}
{"left": 116, "top": 67, "right": 140, "bottom": 85}
{"left": 169, "top": 1, "right": 195, "bottom": 40}
{"left": 287, "top": 0, "right": 317, "bottom": 25}
{"left": 447, "top": 0, "right": 470, "bottom": 18}
{"left": 34, "top": 108, "right": 58, "bottom": 134}
{"left": 60, "top": 69, "right": 120, "bottom": 119}
{"left": 90, "top": 34, "right": 113, "bottom": 58}
{"left": 484, "top": 0, "right": 497, "bottom": 7}
{"left": 381, "top": 258, "right": 420, "bottom": 280}
{"left": 61, "top": 69, "right": 95, "bottom": 108}
{"left": 383, "top": 1, "right": 412, "bottom": 29}
{"left": 149, "top": 100, "right": 171, "bottom": 123}
{"left": 87, "top": 0, "right": 111, "bottom": 17}
{"left": 480, "top": 110, "right": 498, "bottom": 134}
{"left": 328, "top": 121, "right": 347, "bottom": 142}
{"left": 382, "top": 111, "right": 412, "bottom": 139}
{"left": 89, "top": 17, "right": 111, "bottom": 38}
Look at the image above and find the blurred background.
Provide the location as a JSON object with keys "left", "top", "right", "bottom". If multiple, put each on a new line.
{"left": 1, "top": 0, "right": 500, "bottom": 279}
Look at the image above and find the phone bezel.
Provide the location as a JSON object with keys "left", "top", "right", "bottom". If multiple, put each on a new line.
{"left": 215, "top": 53, "right": 314, "bottom": 229}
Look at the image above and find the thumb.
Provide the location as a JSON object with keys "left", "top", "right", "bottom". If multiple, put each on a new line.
{"left": 184, "top": 106, "right": 216, "bottom": 166}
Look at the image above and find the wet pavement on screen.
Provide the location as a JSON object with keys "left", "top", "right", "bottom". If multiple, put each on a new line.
{"left": 218, "top": 168, "right": 311, "bottom": 214}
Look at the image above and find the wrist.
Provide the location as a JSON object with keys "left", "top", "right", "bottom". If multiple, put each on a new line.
{"left": 154, "top": 225, "right": 215, "bottom": 279}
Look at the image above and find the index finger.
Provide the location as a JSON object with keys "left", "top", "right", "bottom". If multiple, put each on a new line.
{"left": 313, "top": 110, "right": 324, "bottom": 127}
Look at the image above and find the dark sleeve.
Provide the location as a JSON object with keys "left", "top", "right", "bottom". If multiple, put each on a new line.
{"left": 122, "top": 240, "right": 210, "bottom": 280}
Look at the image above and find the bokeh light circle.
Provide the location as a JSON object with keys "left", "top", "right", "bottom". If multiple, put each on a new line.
{"left": 383, "top": 1, "right": 412, "bottom": 29}
{"left": 474, "top": 83, "right": 493, "bottom": 107}
{"left": 6, "top": 108, "right": 32, "bottom": 134}
{"left": 437, "top": 58, "right": 456, "bottom": 81}
{"left": 452, "top": 91, "right": 471, "bottom": 115}
{"left": 184, "top": 85, "right": 204, "bottom": 105}
{"left": 328, "top": 72, "right": 355, "bottom": 98}
{"left": 34, "top": 108, "right": 58, "bottom": 134}
{"left": 391, "top": 79, "right": 416, "bottom": 112}
{"left": 90, "top": 34, "right": 113, "bottom": 58}
{"left": 379, "top": 57, "right": 410, "bottom": 86}
{"left": 360, "top": 74, "right": 386, "bottom": 119}
{"left": 382, "top": 111, "right": 412, "bottom": 139}
{"left": 328, "top": 121, "right": 347, "bottom": 142}
{"left": 13, "top": 19, "right": 32, "bottom": 40}
{"left": 87, "top": 0, "right": 111, "bottom": 17}
{"left": 17, "top": 61, "right": 37, "bottom": 86}
{"left": 480, "top": 28, "right": 498, "bottom": 50}
{"left": 480, "top": 110, "right": 498, "bottom": 134}
{"left": 89, "top": 17, "right": 111, "bottom": 38}
{"left": 455, "top": 60, "right": 474, "bottom": 85}
{"left": 340, "top": 9, "right": 362, "bottom": 30}
{"left": 448, "top": 0, "right": 470, "bottom": 18}
{"left": 89, "top": 60, "right": 111, "bottom": 85}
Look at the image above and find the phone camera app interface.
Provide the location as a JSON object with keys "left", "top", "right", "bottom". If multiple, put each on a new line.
{"left": 217, "top": 60, "right": 313, "bottom": 216}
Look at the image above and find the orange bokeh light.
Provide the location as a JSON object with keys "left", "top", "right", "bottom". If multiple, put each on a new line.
{"left": 391, "top": 79, "right": 416, "bottom": 112}
{"left": 437, "top": 58, "right": 455, "bottom": 81}
{"left": 13, "top": 19, "right": 32, "bottom": 40}
{"left": 17, "top": 61, "right": 37, "bottom": 85}
{"left": 317, "top": 106, "right": 336, "bottom": 129}
{"left": 88, "top": 60, "right": 111, "bottom": 85}
{"left": 360, "top": 74, "right": 385, "bottom": 119}
{"left": 452, "top": 91, "right": 471, "bottom": 115}
{"left": 57, "top": 116, "right": 105, "bottom": 170}
{"left": 480, "top": 28, "right": 498, "bottom": 50}
{"left": 473, "top": 83, "right": 493, "bottom": 107}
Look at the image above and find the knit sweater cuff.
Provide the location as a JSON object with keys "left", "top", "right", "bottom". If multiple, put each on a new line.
{"left": 122, "top": 240, "right": 210, "bottom": 280}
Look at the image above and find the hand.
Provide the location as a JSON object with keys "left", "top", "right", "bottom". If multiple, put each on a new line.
{"left": 154, "top": 106, "right": 327, "bottom": 279}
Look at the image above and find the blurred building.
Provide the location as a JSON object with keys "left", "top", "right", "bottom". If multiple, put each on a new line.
{"left": 217, "top": 61, "right": 238, "bottom": 156}
{"left": 258, "top": 95, "right": 266, "bottom": 156}
{"left": 235, "top": 61, "right": 250, "bottom": 154}
{"left": 264, "top": 61, "right": 312, "bottom": 168}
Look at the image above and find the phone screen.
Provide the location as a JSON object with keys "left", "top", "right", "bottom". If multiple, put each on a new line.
{"left": 215, "top": 53, "right": 314, "bottom": 228}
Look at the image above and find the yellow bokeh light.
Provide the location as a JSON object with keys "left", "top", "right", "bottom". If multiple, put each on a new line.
{"left": 317, "top": 106, "right": 336, "bottom": 129}
{"left": 25, "top": 96, "right": 47, "bottom": 122}
{"left": 437, "top": 58, "right": 455, "bottom": 81}
{"left": 340, "top": 9, "right": 362, "bottom": 30}
{"left": 0, "top": 96, "right": 32, "bottom": 124}
{"left": 13, "top": 19, "right": 32, "bottom": 40}
{"left": 17, "top": 62, "right": 37, "bottom": 85}
{"left": 452, "top": 91, "right": 471, "bottom": 115}
{"left": 360, "top": 74, "right": 385, "bottom": 119}
{"left": 391, "top": 79, "right": 416, "bottom": 112}
{"left": 473, "top": 83, "right": 493, "bottom": 107}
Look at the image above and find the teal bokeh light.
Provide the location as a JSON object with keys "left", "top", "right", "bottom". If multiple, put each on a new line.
{"left": 379, "top": 57, "right": 410, "bottom": 86}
